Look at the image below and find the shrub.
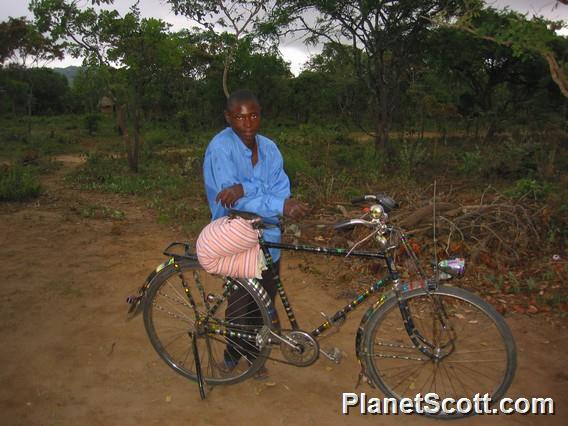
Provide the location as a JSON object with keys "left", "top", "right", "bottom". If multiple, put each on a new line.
{"left": 505, "top": 178, "right": 550, "bottom": 200}
{"left": 0, "top": 165, "right": 42, "bottom": 201}
{"left": 176, "top": 110, "right": 192, "bottom": 132}
{"left": 456, "top": 145, "right": 483, "bottom": 176}
{"left": 84, "top": 113, "right": 102, "bottom": 135}
{"left": 398, "top": 138, "right": 429, "bottom": 178}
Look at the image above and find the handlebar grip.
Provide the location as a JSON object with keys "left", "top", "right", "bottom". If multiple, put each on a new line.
{"left": 350, "top": 196, "right": 366, "bottom": 204}
{"left": 351, "top": 195, "right": 377, "bottom": 204}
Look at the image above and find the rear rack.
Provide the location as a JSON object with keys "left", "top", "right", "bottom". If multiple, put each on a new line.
{"left": 163, "top": 241, "right": 197, "bottom": 260}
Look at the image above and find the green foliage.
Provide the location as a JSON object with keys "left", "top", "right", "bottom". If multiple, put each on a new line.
{"left": 397, "top": 139, "right": 429, "bottom": 179}
{"left": 457, "top": 145, "right": 483, "bottom": 175}
{"left": 176, "top": 110, "right": 192, "bottom": 132}
{"left": 84, "top": 113, "right": 102, "bottom": 135}
{"left": 0, "top": 164, "right": 42, "bottom": 201}
{"left": 66, "top": 149, "right": 207, "bottom": 227}
{"left": 281, "top": 146, "right": 310, "bottom": 183}
{"left": 486, "top": 274, "right": 505, "bottom": 292}
{"left": 505, "top": 178, "right": 551, "bottom": 200}
{"left": 72, "top": 66, "right": 111, "bottom": 112}
{"left": 0, "top": 16, "right": 63, "bottom": 65}
{"left": 79, "top": 203, "right": 125, "bottom": 220}
{"left": 545, "top": 189, "right": 568, "bottom": 246}
{"left": 0, "top": 66, "right": 70, "bottom": 115}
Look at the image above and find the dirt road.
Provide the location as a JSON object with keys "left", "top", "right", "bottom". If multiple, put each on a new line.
{"left": 0, "top": 157, "right": 566, "bottom": 425}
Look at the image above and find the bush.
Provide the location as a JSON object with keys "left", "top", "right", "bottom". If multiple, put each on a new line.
{"left": 281, "top": 146, "right": 311, "bottom": 182}
{"left": 0, "top": 165, "right": 42, "bottom": 201}
{"left": 176, "top": 110, "right": 192, "bottom": 132}
{"left": 84, "top": 113, "right": 102, "bottom": 135}
{"left": 505, "top": 178, "right": 550, "bottom": 200}
{"left": 457, "top": 145, "right": 483, "bottom": 176}
{"left": 485, "top": 137, "right": 536, "bottom": 179}
{"left": 398, "top": 138, "right": 428, "bottom": 178}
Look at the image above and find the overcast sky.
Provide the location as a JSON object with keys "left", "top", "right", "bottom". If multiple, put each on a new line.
{"left": 2, "top": 0, "right": 567, "bottom": 74}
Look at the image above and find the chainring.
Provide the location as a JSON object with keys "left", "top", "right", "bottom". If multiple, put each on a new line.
{"left": 280, "top": 330, "right": 319, "bottom": 367}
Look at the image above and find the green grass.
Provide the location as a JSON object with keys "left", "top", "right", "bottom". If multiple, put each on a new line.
{"left": 0, "top": 164, "right": 42, "bottom": 201}
{"left": 0, "top": 114, "right": 122, "bottom": 160}
{"left": 66, "top": 150, "right": 209, "bottom": 230}
{"left": 77, "top": 203, "right": 126, "bottom": 220}
{"left": 1, "top": 113, "right": 565, "bottom": 246}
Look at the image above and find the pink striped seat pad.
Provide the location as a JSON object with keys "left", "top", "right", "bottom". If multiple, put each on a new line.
{"left": 196, "top": 216, "right": 263, "bottom": 279}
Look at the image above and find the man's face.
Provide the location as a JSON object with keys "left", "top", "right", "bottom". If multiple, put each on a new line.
{"left": 224, "top": 100, "right": 261, "bottom": 147}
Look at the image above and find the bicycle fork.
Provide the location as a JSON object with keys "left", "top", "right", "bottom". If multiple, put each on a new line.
{"left": 395, "top": 281, "right": 456, "bottom": 361}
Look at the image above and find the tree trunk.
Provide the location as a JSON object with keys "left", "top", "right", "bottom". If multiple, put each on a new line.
{"left": 485, "top": 116, "right": 498, "bottom": 141}
{"left": 26, "top": 84, "right": 33, "bottom": 142}
{"left": 420, "top": 104, "right": 425, "bottom": 140}
{"left": 117, "top": 104, "right": 132, "bottom": 167}
{"left": 131, "top": 107, "right": 141, "bottom": 173}
{"left": 222, "top": 56, "right": 230, "bottom": 99}
{"left": 474, "top": 117, "right": 480, "bottom": 140}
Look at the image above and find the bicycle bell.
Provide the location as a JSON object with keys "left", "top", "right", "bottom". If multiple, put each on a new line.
{"left": 369, "top": 204, "right": 385, "bottom": 220}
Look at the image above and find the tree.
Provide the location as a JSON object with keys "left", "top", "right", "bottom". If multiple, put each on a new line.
{"left": 304, "top": 43, "right": 370, "bottom": 127}
{"left": 166, "top": 0, "right": 272, "bottom": 97}
{"left": 72, "top": 65, "right": 110, "bottom": 113}
{"left": 272, "top": 0, "right": 468, "bottom": 163}
{"left": 0, "top": 16, "right": 63, "bottom": 138}
{"left": 30, "top": 1, "right": 187, "bottom": 172}
{"left": 428, "top": 23, "right": 541, "bottom": 139}
{"left": 439, "top": 3, "right": 568, "bottom": 98}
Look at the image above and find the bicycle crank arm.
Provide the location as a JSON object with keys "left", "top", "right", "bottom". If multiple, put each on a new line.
{"left": 256, "top": 326, "right": 299, "bottom": 351}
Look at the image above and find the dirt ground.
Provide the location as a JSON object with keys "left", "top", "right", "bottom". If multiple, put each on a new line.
{"left": 1, "top": 156, "right": 567, "bottom": 425}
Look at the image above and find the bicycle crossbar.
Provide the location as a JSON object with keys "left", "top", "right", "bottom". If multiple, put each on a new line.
{"left": 264, "top": 242, "right": 386, "bottom": 259}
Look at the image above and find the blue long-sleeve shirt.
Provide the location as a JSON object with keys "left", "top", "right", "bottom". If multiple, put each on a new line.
{"left": 203, "top": 127, "right": 291, "bottom": 261}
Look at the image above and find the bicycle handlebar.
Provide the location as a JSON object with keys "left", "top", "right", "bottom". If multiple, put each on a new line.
{"left": 334, "top": 218, "right": 377, "bottom": 230}
{"left": 351, "top": 194, "right": 398, "bottom": 213}
{"left": 350, "top": 195, "right": 378, "bottom": 204}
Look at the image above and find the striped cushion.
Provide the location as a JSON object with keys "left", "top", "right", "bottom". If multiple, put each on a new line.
{"left": 196, "top": 216, "right": 266, "bottom": 279}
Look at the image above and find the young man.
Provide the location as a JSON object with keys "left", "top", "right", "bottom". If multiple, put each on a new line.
{"left": 203, "top": 89, "right": 309, "bottom": 375}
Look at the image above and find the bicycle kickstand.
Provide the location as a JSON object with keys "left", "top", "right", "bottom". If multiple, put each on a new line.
{"left": 191, "top": 333, "right": 206, "bottom": 400}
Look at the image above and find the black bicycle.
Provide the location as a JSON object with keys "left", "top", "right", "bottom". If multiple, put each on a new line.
{"left": 127, "top": 194, "right": 516, "bottom": 418}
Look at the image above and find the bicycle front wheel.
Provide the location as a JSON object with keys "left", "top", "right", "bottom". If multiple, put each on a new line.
{"left": 361, "top": 286, "right": 516, "bottom": 418}
{"left": 143, "top": 259, "right": 273, "bottom": 385}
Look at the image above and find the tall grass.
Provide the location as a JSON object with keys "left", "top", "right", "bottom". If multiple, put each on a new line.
{"left": 0, "top": 165, "right": 42, "bottom": 201}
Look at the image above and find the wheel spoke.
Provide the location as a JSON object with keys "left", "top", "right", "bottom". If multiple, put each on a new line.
{"left": 362, "top": 287, "right": 516, "bottom": 418}
{"left": 144, "top": 262, "right": 272, "bottom": 385}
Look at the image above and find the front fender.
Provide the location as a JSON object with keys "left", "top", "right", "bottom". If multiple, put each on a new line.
{"left": 354, "top": 291, "right": 393, "bottom": 387}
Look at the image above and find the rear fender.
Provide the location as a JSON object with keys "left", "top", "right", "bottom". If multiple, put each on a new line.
{"left": 126, "top": 257, "right": 175, "bottom": 317}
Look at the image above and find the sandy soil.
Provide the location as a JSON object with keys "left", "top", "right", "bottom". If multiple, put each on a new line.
{"left": 0, "top": 156, "right": 566, "bottom": 425}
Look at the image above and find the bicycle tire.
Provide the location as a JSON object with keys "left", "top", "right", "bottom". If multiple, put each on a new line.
{"left": 143, "top": 258, "right": 273, "bottom": 385}
{"left": 361, "top": 286, "right": 516, "bottom": 418}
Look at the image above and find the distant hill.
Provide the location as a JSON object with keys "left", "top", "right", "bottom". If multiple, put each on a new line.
{"left": 52, "top": 66, "right": 81, "bottom": 86}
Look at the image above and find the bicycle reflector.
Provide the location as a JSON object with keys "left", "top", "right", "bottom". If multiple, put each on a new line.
{"left": 437, "top": 257, "right": 465, "bottom": 278}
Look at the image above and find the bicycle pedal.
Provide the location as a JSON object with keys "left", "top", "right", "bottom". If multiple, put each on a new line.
{"left": 320, "top": 346, "right": 343, "bottom": 364}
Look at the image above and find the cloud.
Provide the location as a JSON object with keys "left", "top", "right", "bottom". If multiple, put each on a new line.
{"left": 2, "top": 0, "right": 565, "bottom": 71}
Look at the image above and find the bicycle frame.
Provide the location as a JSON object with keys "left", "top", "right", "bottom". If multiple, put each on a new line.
{"left": 259, "top": 233, "right": 402, "bottom": 339}
{"left": 257, "top": 231, "right": 453, "bottom": 364}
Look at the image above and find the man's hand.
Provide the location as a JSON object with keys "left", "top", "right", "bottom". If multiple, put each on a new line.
{"left": 216, "top": 184, "right": 244, "bottom": 208}
{"left": 283, "top": 198, "right": 310, "bottom": 220}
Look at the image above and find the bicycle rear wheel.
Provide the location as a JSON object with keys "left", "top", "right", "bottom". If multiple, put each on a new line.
{"left": 361, "top": 286, "right": 516, "bottom": 418}
{"left": 143, "top": 259, "right": 273, "bottom": 385}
